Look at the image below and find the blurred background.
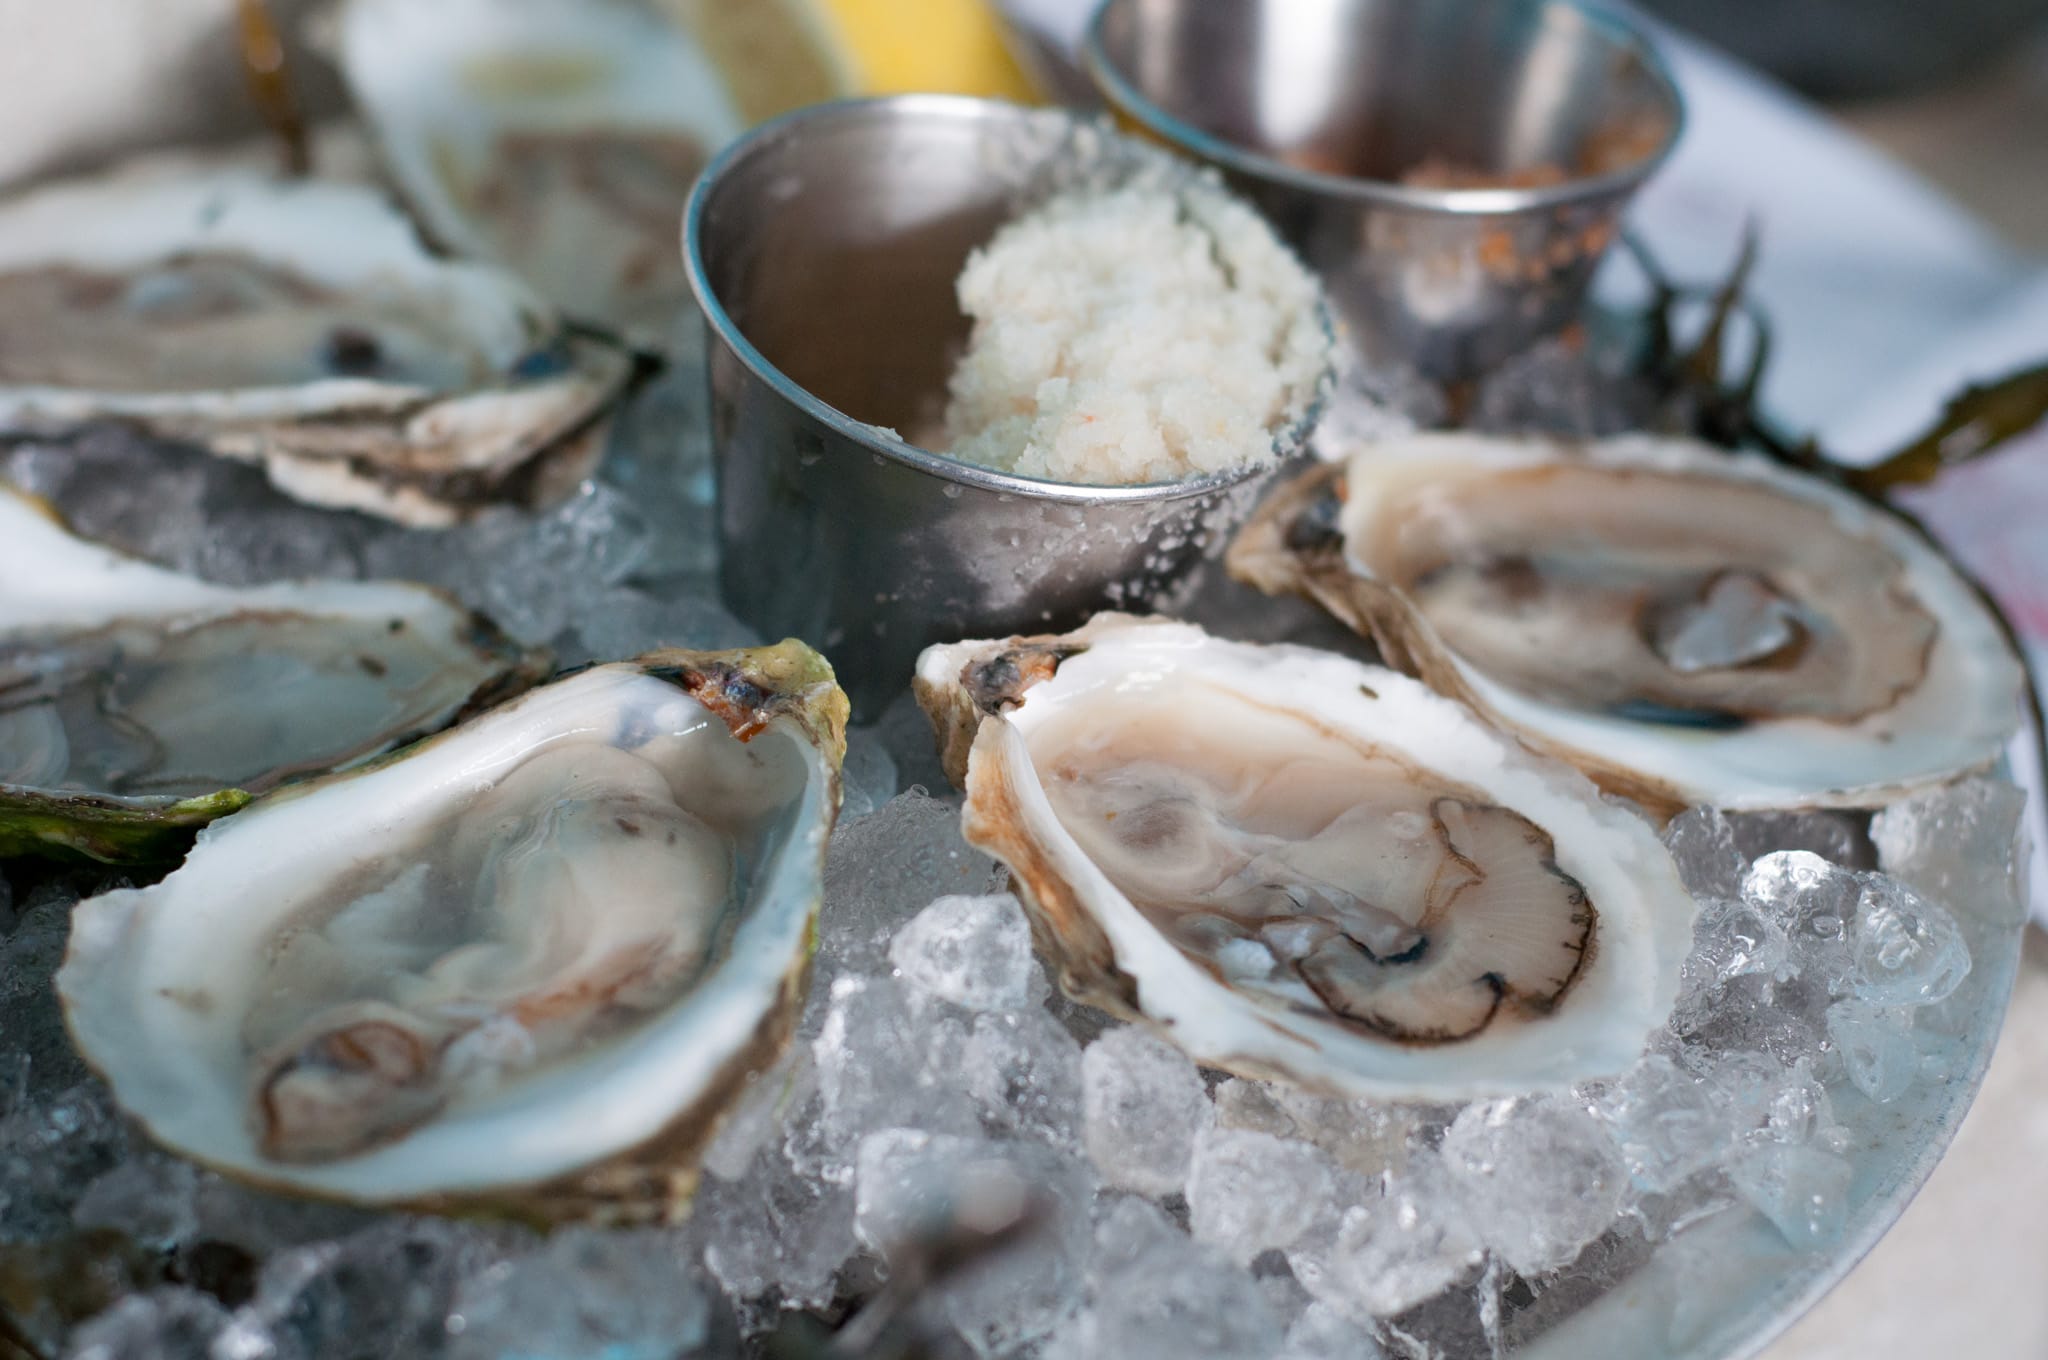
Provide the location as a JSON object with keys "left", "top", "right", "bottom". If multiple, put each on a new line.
{"left": 1, "top": 0, "right": 2041, "bottom": 250}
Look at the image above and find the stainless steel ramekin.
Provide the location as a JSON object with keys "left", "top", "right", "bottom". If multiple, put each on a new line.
{"left": 1083, "top": 0, "right": 1684, "bottom": 383}
{"left": 682, "top": 96, "right": 1325, "bottom": 716}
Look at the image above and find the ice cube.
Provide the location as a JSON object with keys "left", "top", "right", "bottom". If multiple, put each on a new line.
{"left": 598, "top": 359, "right": 719, "bottom": 580}
{"left": 1267, "top": 1088, "right": 1423, "bottom": 1180}
{"left": 1743, "top": 850, "right": 1860, "bottom": 924}
{"left": 1728, "top": 809, "right": 1875, "bottom": 869}
{"left": 1255, "top": 1268, "right": 1314, "bottom": 1335}
{"left": 840, "top": 726, "right": 902, "bottom": 822}
{"left": 1660, "top": 807, "right": 1745, "bottom": 898}
{"left": 1742, "top": 851, "right": 1859, "bottom": 989}
{"left": 962, "top": 1009, "right": 1083, "bottom": 1148}
{"left": 242, "top": 1218, "right": 519, "bottom": 1360}
{"left": 4, "top": 430, "right": 227, "bottom": 581}
{"left": 1681, "top": 973, "right": 1833, "bottom": 1069}
{"left": 1590, "top": 1053, "right": 1730, "bottom": 1193}
{"left": 1211, "top": 1078, "right": 1298, "bottom": 1141}
{"left": 73, "top": 1155, "right": 201, "bottom": 1252}
{"left": 1692, "top": 1051, "right": 1842, "bottom": 1155}
{"left": 183, "top": 500, "right": 375, "bottom": 587}
{"left": 1378, "top": 1258, "right": 1507, "bottom": 1360}
{"left": 1849, "top": 875, "right": 1970, "bottom": 1007}
{"left": 65, "top": 1288, "right": 232, "bottom": 1360}
{"left": 1279, "top": 1302, "right": 1388, "bottom": 1360}
{"left": 191, "top": 1177, "right": 381, "bottom": 1257}
{"left": 690, "top": 1129, "right": 858, "bottom": 1319}
{"left": 1696, "top": 896, "right": 1794, "bottom": 988}
{"left": 1628, "top": 1175, "right": 1743, "bottom": 1245}
{"left": 525, "top": 479, "right": 652, "bottom": 589}
{"left": 1728, "top": 806, "right": 1875, "bottom": 872}
{"left": 1290, "top": 1149, "right": 1483, "bottom": 1320}
{"left": 564, "top": 581, "right": 762, "bottom": 666}
{"left": 446, "top": 1228, "right": 721, "bottom": 1360}
{"left": 813, "top": 976, "right": 978, "bottom": 1161}
{"left": 1729, "top": 1142, "right": 1853, "bottom": 1251}
{"left": 1825, "top": 999, "right": 1920, "bottom": 1104}
{"left": 1081, "top": 1196, "right": 1279, "bottom": 1360}
{"left": 1870, "top": 777, "right": 2029, "bottom": 926}
{"left": 872, "top": 687, "right": 955, "bottom": 795}
{"left": 854, "top": 1129, "right": 1093, "bottom": 1357}
{"left": 1, "top": 888, "right": 92, "bottom": 1100}
{"left": 1669, "top": 895, "right": 1796, "bottom": 1038}
{"left": 817, "top": 792, "right": 1003, "bottom": 985}
{"left": 0, "top": 1051, "right": 25, "bottom": 1124}
{"left": 889, "top": 894, "right": 1036, "bottom": 1013}
{"left": 1080, "top": 1028, "right": 1213, "bottom": 1197}
{"left": 1439, "top": 1096, "right": 1630, "bottom": 1276}
{"left": 699, "top": 1050, "right": 814, "bottom": 1185}
{"left": 1186, "top": 1128, "right": 1335, "bottom": 1264}
{"left": 854, "top": 1127, "right": 984, "bottom": 1255}
{"left": 0, "top": 1083, "right": 127, "bottom": 1246}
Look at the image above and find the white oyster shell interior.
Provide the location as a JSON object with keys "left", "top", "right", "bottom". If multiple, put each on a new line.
{"left": 338, "top": 0, "right": 745, "bottom": 346}
{"left": 0, "top": 161, "right": 549, "bottom": 416}
{"left": 925, "top": 617, "right": 1697, "bottom": 1097}
{"left": 1339, "top": 435, "right": 2027, "bottom": 809}
{"left": 0, "top": 159, "right": 632, "bottom": 527}
{"left": 0, "top": 485, "right": 522, "bottom": 804}
{"left": 58, "top": 663, "right": 834, "bottom": 1202}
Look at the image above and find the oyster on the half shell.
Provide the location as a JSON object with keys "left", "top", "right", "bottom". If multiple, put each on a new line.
{"left": 916, "top": 615, "right": 1695, "bottom": 1097}
{"left": 336, "top": 0, "right": 747, "bottom": 349}
{"left": 1230, "top": 434, "right": 2028, "bottom": 812}
{"left": 0, "top": 483, "right": 542, "bottom": 863}
{"left": 0, "top": 157, "right": 633, "bottom": 526}
{"left": 58, "top": 643, "right": 847, "bottom": 1221}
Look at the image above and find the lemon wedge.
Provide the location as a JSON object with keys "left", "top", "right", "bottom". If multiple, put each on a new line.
{"left": 665, "top": 0, "right": 1040, "bottom": 122}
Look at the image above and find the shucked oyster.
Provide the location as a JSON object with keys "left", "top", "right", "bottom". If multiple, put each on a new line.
{"left": 0, "top": 157, "right": 633, "bottom": 526}
{"left": 59, "top": 643, "right": 847, "bottom": 1220}
{"left": 337, "top": 0, "right": 747, "bottom": 348}
{"left": 1231, "top": 434, "right": 2028, "bottom": 812}
{"left": 916, "top": 616, "right": 1694, "bottom": 1096}
{"left": 0, "top": 483, "right": 540, "bottom": 863}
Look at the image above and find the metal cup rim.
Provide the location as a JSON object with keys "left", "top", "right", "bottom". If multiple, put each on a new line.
{"left": 682, "top": 93, "right": 1317, "bottom": 508}
{"left": 1079, "top": 0, "right": 1688, "bottom": 216}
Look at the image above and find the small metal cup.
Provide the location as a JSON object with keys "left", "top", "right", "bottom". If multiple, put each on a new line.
{"left": 683, "top": 96, "right": 1322, "bottom": 718}
{"left": 1084, "top": 0, "right": 1683, "bottom": 383}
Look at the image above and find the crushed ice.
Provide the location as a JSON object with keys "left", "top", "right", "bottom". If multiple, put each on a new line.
{"left": 0, "top": 366, "right": 2032, "bottom": 1357}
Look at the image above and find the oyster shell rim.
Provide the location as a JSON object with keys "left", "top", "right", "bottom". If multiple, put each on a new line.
{"left": 332, "top": 0, "right": 750, "bottom": 353}
{"left": 55, "top": 640, "right": 849, "bottom": 1224}
{"left": 0, "top": 482, "right": 548, "bottom": 864}
{"left": 0, "top": 156, "right": 639, "bottom": 528}
{"left": 1227, "top": 434, "right": 2030, "bottom": 813}
{"left": 916, "top": 613, "right": 1698, "bottom": 1100}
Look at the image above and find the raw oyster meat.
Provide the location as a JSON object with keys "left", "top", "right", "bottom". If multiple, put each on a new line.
{"left": 916, "top": 615, "right": 1695, "bottom": 1097}
{"left": 58, "top": 643, "right": 848, "bottom": 1220}
{"left": 337, "top": 0, "right": 746, "bottom": 348}
{"left": 1231, "top": 434, "right": 2028, "bottom": 811}
{"left": 0, "top": 483, "right": 541, "bottom": 863}
{"left": 0, "top": 156, "right": 633, "bottom": 526}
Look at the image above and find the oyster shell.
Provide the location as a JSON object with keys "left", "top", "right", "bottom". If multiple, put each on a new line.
{"left": 0, "top": 157, "right": 634, "bottom": 526}
{"left": 58, "top": 643, "right": 847, "bottom": 1221}
{"left": 1230, "top": 434, "right": 2028, "bottom": 812}
{"left": 0, "top": 483, "right": 542, "bottom": 863}
{"left": 916, "top": 615, "right": 1695, "bottom": 1097}
{"left": 337, "top": 0, "right": 746, "bottom": 348}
